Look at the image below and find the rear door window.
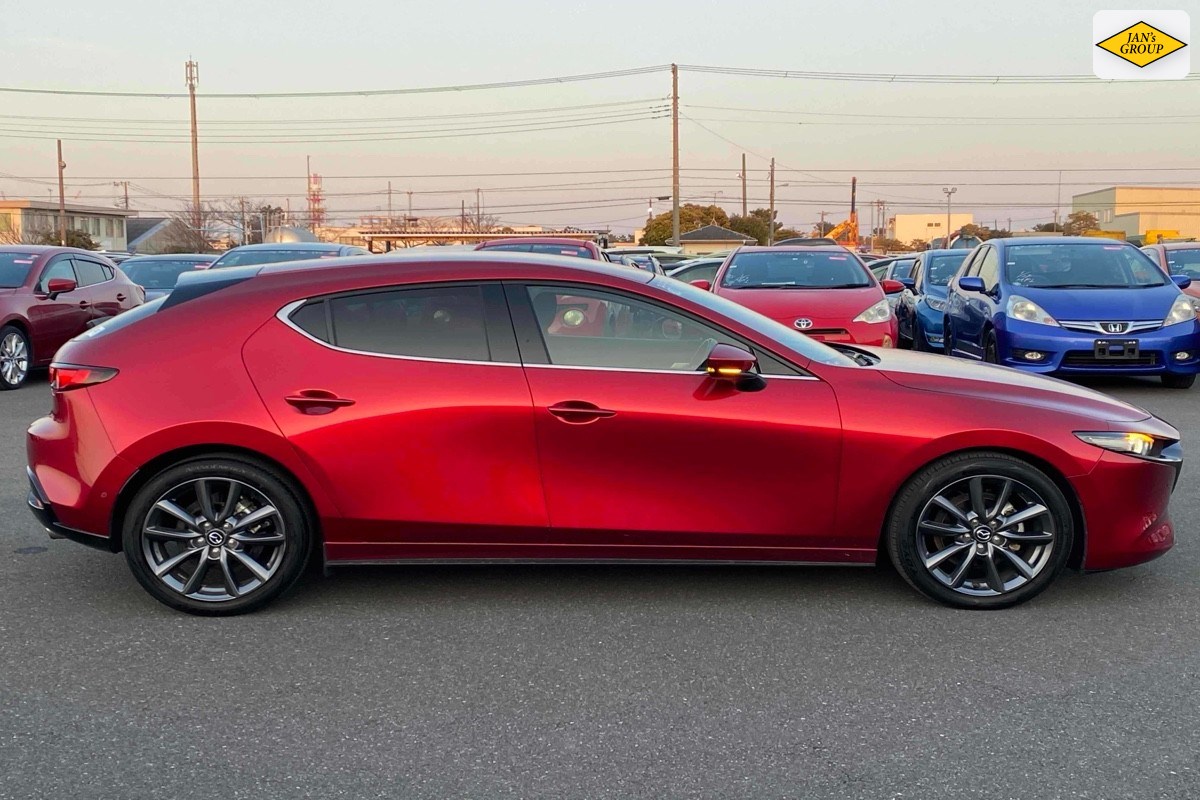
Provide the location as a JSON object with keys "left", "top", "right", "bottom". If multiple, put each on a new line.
{"left": 306, "top": 285, "right": 492, "bottom": 361}
{"left": 71, "top": 258, "right": 108, "bottom": 287}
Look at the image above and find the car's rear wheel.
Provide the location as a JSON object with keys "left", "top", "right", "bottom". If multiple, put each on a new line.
{"left": 1162, "top": 373, "right": 1196, "bottom": 389}
{"left": 0, "top": 325, "right": 31, "bottom": 390}
{"left": 886, "top": 452, "right": 1074, "bottom": 609}
{"left": 942, "top": 317, "right": 955, "bottom": 355}
{"left": 122, "top": 456, "right": 313, "bottom": 615}
{"left": 913, "top": 323, "right": 930, "bottom": 352}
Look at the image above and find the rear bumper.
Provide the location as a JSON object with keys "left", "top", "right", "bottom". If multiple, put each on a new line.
{"left": 997, "top": 319, "right": 1200, "bottom": 376}
{"left": 26, "top": 467, "right": 113, "bottom": 551}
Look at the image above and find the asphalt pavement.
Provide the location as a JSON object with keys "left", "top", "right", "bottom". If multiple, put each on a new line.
{"left": 1, "top": 373, "right": 1198, "bottom": 799}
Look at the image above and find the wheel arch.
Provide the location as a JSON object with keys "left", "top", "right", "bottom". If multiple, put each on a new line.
{"left": 108, "top": 444, "right": 325, "bottom": 564}
{"left": 875, "top": 445, "right": 1087, "bottom": 570}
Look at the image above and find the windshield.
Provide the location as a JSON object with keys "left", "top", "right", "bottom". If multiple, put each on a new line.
{"left": 0, "top": 253, "right": 37, "bottom": 288}
{"left": 925, "top": 252, "right": 969, "bottom": 286}
{"left": 1164, "top": 248, "right": 1200, "bottom": 279}
{"left": 212, "top": 249, "right": 337, "bottom": 268}
{"left": 1004, "top": 243, "right": 1166, "bottom": 288}
{"left": 652, "top": 276, "right": 856, "bottom": 367}
{"left": 720, "top": 251, "right": 871, "bottom": 289}
{"left": 121, "top": 259, "right": 209, "bottom": 289}
{"left": 484, "top": 243, "right": 594, "bottom": 258}
{"left": 891, "top": 260, "right": 916, "bottom": 280}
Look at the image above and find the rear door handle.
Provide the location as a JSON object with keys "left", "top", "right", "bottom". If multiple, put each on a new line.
{"left": 115, "top": 293, "right": 126, "bottom": 302}
{"left": 78, "top": 301, "right": 90, "bottom": 309}
{"left": 285, "top": 389, "right": 356, "bottom": 415}
{"left": 547, "top": 401, "right": 616, "bottom": 424}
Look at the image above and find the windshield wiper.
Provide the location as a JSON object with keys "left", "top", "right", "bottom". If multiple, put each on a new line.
{"left": 1037, "top": 283, "right": 1119, "bottom": 289}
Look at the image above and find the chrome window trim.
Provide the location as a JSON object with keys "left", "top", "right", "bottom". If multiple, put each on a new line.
{"left": 276, "top": 299, "right": 819, "bottom": 379}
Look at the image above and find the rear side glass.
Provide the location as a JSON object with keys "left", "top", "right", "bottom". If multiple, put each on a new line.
{"left": 290, "top": 301, "right": 330, "bottom": 342}
{"left": 328, "top": 285, "right": 490, "bottom": 361}
{"left": 72, "top": 259, "right": 107, "bottom": 286}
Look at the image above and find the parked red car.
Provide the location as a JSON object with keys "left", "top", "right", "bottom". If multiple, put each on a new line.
{"left": 696, "top": 246, "right": 902, "bottom": 347}
{"left": 27, "top": 254, "right": 1180, "bottom": 614}
{"left": 1, "top": 246, "right": 143, "bottom": 389}
{"left": 475, "top": 237, "right": 604, "bottom": 260}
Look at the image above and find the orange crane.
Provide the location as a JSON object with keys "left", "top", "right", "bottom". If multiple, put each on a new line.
{"left": 821, "top": 178, "right": 859, "bottom": 249}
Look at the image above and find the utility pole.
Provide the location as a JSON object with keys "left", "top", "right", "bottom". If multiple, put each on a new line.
{"left": 818, "top": 210, "right": 827, "bottom": 235}
{"left": 671, "top": 63, "right": 680, "bottom": 248}
{"left": 476, "top": 188, "right": 482, "bottom": 231}
{"left": 185, "top": 60, "right": 200, "bottom": 233}
{"left": 56, "top": 140, "right": 66, "bottom": 246}
{"left": 387, "top": 181, "right": 393, "bottom": 221}
{"left": 113, "top": 181, "right": 129, "bottom": 209}
{"left": 942, "top": 187, "right": 957, "bottom": 249}
{"left": 767, "top": 158, "right": 776, "bottom": 246}
{"left": 407, "top": 191, "right": 413, "bottom": 219}
{"left": 461, "top": 200, "right": 466, "bottom": 234}
{"left": 741, "top": 153, "right": 747, "bottom": 217}
{"left": 239, "top": 198, "right": 247, "bottom": 245}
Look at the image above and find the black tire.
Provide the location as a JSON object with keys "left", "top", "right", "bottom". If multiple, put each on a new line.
{"left": 0, "top": 324, "right": 32, "bottom": 390}
{"left": 913, "top": 323, "right": 930, "bottom": 353}
{"left": 942, "top": 318, "right": 955, "bottom": 356}
{"left": 983, "top": 331, "right": 999, "bottom": 364}
{"left": 1162, "top": 373, "right": 1196, "bottom": 389}
{"left": 122, "top": 455, "right": 313, "bottom": 615}
{"left": 886, "top": 451, "right": 1074, "bottom": 610}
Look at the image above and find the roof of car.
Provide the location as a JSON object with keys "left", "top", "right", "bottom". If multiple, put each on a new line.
{"left": 735, "top": 245, "right": 850, "bottom": 254}
{"left": 994, "top": 236, "right": 1131, "bottom": 247}
{"left": 0, "top": 245, "right": 93, "bottom": 255}
{"left": 221, "top": 242, "right": 345, "bottom": 252}
{"left": 1153, "top": 241, "right": 1200, "bottom": 249}
{"left": 122, "top": 253, "right": 217, "bottom": 262}
{"left": 476, "top": 237, "right": 596, "bottom": 248}
{"left": 263, "top": 250, "right": 655, "bottom": 283}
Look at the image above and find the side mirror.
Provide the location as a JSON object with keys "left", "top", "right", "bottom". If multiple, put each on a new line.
{"left": 703, "top": 342, "right": 757, "bottom": 382}
{"left": 45, "top": 277, "right": 77, "bottom": 298}
{"left": 689, "top": 279, "right": 712, "bottom": 291}
{"left": 1171, "top": 274, "right": 1192, "bottom": 290}
{"left": 881, "top": 279, "right": 905, "bottom": 294}
{"left": 958, "top": 275, "right": 986, "bottom": 293}
{"left": 898, "top": 277, "right": 916, "bottom": 291}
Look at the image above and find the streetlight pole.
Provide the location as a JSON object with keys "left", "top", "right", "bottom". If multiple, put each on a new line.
{"left": 942, "top": 187, "right": 957, "bottom": 249}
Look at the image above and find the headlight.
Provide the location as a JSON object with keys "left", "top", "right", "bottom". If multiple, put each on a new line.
{"left": 1075, "top": 431, "right": 1181, "bottom": 462}
{"left": 925, "top": 296, "right": 947, "bottom": 312}
{"left": 1006, "top": 294, "right": 1059, "bottom": 326}
{"left": 1163, "top": 294, "right": 1196, "bottom": 326}
{"left": 853, "top": 298, "right": 892, "bottom": 324}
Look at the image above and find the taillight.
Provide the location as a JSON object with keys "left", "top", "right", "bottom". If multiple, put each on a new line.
{"left": 49, "top": 364, "right": 118, "bottom": 392}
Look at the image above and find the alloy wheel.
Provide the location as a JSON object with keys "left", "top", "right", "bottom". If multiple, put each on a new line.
{"left": 916, "top": 475, "right": 1056, "bottom": 597}
{"left": 140, "top": 477, "right": 287, "bottom": 603}
{"left": 0, "top": 332, "right": 29, "bottom": 387}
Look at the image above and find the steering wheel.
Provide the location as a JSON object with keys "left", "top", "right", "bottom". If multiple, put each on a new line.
{"left": 687, "top": 337, "right": 719, "bottom": 371}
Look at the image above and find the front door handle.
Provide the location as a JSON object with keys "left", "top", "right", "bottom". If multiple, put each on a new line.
{"left": 285, "top": 389, "right": 356, "bottom": 415}
{"left": 547, "top": 401, "right": 616, "bottom": 424}
{"left": 116, "top": 293, "right": 126, "bottom": 302}
{"left": 78, "top": 301, "right": 90, "bottom": 309}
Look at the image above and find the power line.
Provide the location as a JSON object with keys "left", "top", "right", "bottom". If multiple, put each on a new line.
{"left": 676, "top": 64, "right": 1200, "bottom": 84}
{"left": 683, "top": 104, "right": 1200, "bottom": 121}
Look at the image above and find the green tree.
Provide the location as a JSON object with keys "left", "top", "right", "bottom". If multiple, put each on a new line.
{"left": 813, "top": 221, "right": 836, "bottom": 236}
{"left": 1033, "top": 222, "right": 1064, "bottom": 233}
{"left": 640, "top": 204, "right": 729, "bottom": 245}
{"left": 35, "top": 229, "right": 97, "bottom": 249}
{"left": 908, "top": 239, "right": 930, "bottom": 251}
{"left": 1064, "top": 211, "right": 1100, "bottom": 236}
{"left": 727, "top": 213, "right": 769, "bottom": 245}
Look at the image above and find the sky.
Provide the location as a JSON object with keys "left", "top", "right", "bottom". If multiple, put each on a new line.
{"left": 0, "top": 0, "right": 1197, "bottom": 236}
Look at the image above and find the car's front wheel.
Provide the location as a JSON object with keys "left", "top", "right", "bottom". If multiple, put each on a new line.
{"left": 0, "top": 325, "right": 31, "bottom": 390}
{"left": 886, "top": 452, "right": 1074, "bottom": 609}
{"left": 122, "top": 456, "right": 313, "bottom": 615}
{"left": 1162, "top": 372, "right": 1196, "bottom": 389}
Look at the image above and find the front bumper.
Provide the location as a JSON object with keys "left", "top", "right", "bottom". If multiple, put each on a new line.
{"left": 996, "top": 318, "right": 1200, "bottom": 376}
{"left": 915, "top": 303, "right": 946, "bottom": 344}
{"left": 1075, "top": 447, "right": 1180, "bottom": 570}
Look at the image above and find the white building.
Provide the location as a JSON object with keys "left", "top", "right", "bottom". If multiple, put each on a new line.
{"left": 0, "top": 199, "right": 136, "bottom": 250}
{"left": 889, "top": 213, "right": 974, "bottom": 245}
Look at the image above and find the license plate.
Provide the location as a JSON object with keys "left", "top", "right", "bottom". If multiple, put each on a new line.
{"left": 1093, "top": 338, "right": 1140, "bottom": 360}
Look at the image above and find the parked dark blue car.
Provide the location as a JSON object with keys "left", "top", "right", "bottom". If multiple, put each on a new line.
{"left": 896, "top": 249, "right": 970, "bottom": 351}
{"left": 944, "top": 237, "right": 1200, "bottom": 388}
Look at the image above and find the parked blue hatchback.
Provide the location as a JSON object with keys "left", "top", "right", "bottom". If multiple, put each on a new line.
{"left": 896, "top": 249, "right": 970, "bottom": 351}
{"left": 944, "top": 237, "right": 1200, "bottom": 388}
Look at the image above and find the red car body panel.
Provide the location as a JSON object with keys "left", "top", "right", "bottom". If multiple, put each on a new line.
{"left": 709, "top": 246, "right": 898, "bottom": 346}
{"left": 26, "top": 254, "right": 1178, "bottom": 576}
{"left": 0, "top": 245, "right": 142, "bottom": 367}
{"left": 1142, "top": 243, "right": 1200, "bottom": 306}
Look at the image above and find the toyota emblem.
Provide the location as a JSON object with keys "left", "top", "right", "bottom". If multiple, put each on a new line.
{"left": 794, "top": 318, "right": 814, "bottom": 330}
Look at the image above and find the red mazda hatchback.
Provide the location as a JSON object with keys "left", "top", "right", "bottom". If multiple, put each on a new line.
{"left": 699, "top": 246, "right": 902, "bottom": 347}
{"left": 1, "top": 245, "right": 143, "bottom": 389}
{"left": 27, "top": 253, "right": 1180, "bottom": 614}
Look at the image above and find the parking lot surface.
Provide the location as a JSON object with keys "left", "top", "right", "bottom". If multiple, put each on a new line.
{"left": 2, "top": 374, "right": 1198, "bottom": 799}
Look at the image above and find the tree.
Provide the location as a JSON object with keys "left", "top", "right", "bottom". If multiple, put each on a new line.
{"left": 1064, "top": 211, "right": 1100, "bottom": 236}
{"left": 874, "top": 237, "right": 910, "bottom": 252}
{"left": 640, "top": 204, "right": 729, "bottom": 245}
{"left": 908, "top": 239, "right": 930, "bottom": 252}
{"left": 1033, "top": 222, "right": 1064, "bottom": 233}
{"left": 813, "top": 221, "right": 836, "bottom": 236}
{"left": 727, "top": 213, "right": 769, "bottom": 245}
{"left": 34, "top": 229, "right": 97, "bottom": 249}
